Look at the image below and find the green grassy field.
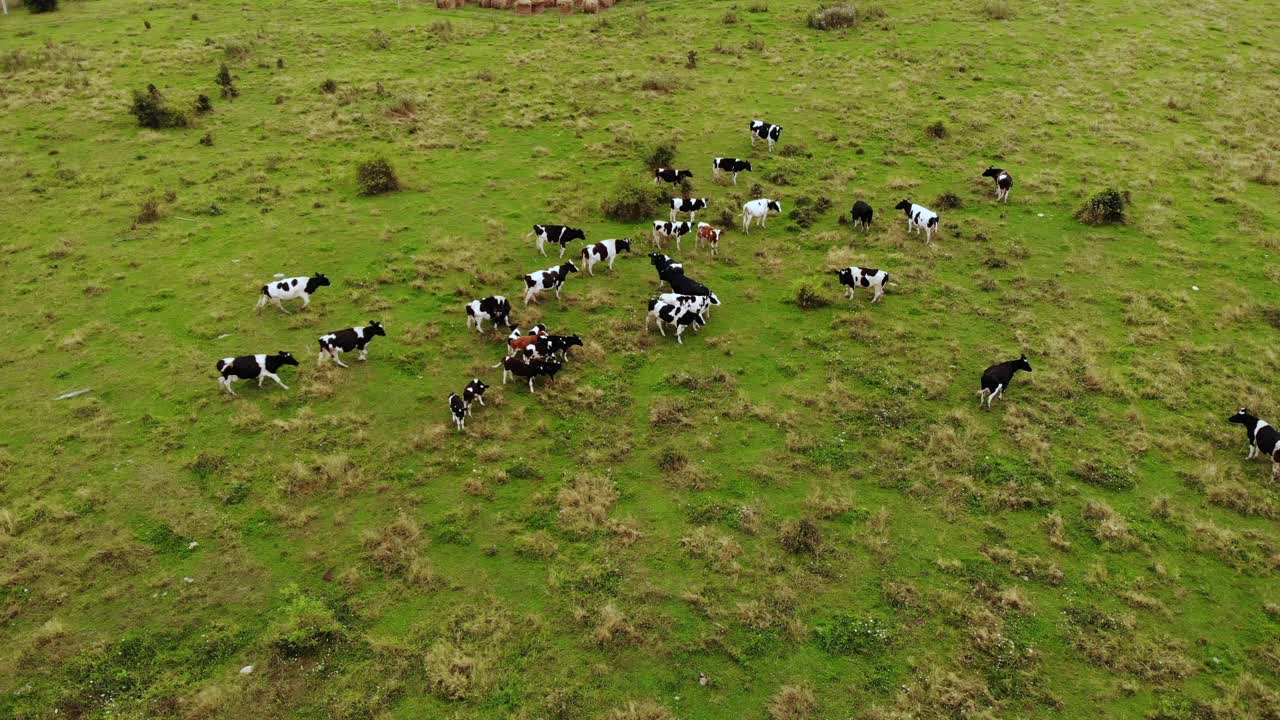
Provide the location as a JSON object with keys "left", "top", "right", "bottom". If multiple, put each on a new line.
{"left": 2, "top": 0, "right": 1280, "bottom": 717}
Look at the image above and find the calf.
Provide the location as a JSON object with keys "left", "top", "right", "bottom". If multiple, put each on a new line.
{"left": 317, "top": 321, "right": 386, "bottom": 367}
{"left": 580, "top": 238, "right": 632, "bottom": 275}
{"left": 978, "top": 354, "right": 1033, "bottom": 409}
{"left": 742, "top": 199, "right": 782, "bottom": 233}
{"left": 749, "top": 120, "right": 782, "bottom": 152}
{"left": 449, "top": 392, "right": 467, "bottom": 431}
{"left": 850, "top": 200, "right": 873, "bottom": 230}
{"left": 1227, "top": 409, "right": 1280, "bottom": 471}
{"left": 652, "top": 220, "right": 694, "bottom": 250}
{"left": 528, "top": 224, "right": 586, "bottom": 259}
{"left": 670, "top": 197, "right": 709, "bottom": 224}
{"left": 535, "top": 334, "right": 584, "bottom": 362}
{"left": 501, "top": 356, "right": 563, "bottom": 392}
{"left": 982, "top": 166, "right": 1013, "bottom": 202}
{"left": 654, "top": 168, "right": 693, "bottom": 185}
{"left": 216, "top": 351, "right": 298, "bottom": 396}
{"left": 255, "top": 273, "right": 330, "bottom": 314}
{"left": 712, "top": 157, "right": 752, "bottom": 184}
{"left": 894, "top": 199, "right": 940, "bottom": 243}
{"left": 646, "top": 299, "right": 706, "bottom": 344}
{"left": 463, "top": 379, "right": 489, "bottom": 414}
{"left": 835, "top": 267, "right": 893, "bottom": 303}
{"left": 696, "top": 223, "right": 722, "bottom": 255}
{"left": 522, "top": 261, "right": 579, "bottom": 305}
{"left": 465, "top": 296, "right": 512, "bottom": 332}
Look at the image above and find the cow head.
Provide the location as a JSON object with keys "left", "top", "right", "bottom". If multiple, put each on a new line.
{"left": 836, "top": 268, "right": 854, "bottom": 285}
{"left": 560, "top": 261, "right": 579, "bottom": 275}
{"left": 306, "top": 274, "right": 331, "bottom": 293}
{"left": 469, "top": 378, "right": 489, "bottom": 393}
{"left": 895, "top": 199, "right": 912, "bottom": 213}
{"left": 1229, "top": 407, "right": 1253, "bottom": 424}
{"left": 982, "top": 166, "right": 1001, "bottom": 178}
{"left": 529, "top": 324, "right": 548, "bottom": 337}
{"left": 1016, "top": 354, "right": 1033, "bottom": 373}
{"left": 740, "top": 160, "right": 752, "bottom": 172}
{"left": 566, "top": 227, "right": 586, "bottom": 243}
{"left": 707, "top": 292, "right": 721, "bottom": 306}
{"left": 769, "top": 125, "right": 782, "bottom": 140}
{"left": 648, "top": 252, "right": 669, "bottom": 268}
{"left": 679, "top": 170, "right": 693, "bottom": 179}
{"left": 562, "top": 335, "right": 584, "bottom": 349}
{"left": 617, "top": 238, "right": 633, "bottom": 253}
{"left": 275, "top": 351, "right": 300, "bottom": 367}
{"left": 367, "top": 321, "right": 386, "bottom": 337}
{"left": 767, "top": 200, "right": 782, "bottom": 213}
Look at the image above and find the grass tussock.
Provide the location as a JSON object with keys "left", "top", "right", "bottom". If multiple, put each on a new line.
{"left": 557, "top": 473, "right": 619, "bottom": 535}
{"left": 806, "top": 5, "right": 858, "bottom": 30}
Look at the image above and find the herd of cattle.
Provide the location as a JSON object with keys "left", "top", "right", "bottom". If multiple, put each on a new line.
{"left": 210, "top": 120, "right": 1279, "bottom": 479}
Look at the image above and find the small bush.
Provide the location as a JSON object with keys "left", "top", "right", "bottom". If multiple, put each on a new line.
{"left": 813, "top": 613, "right": 892, "bottom": 655}
{"left": 807, "top": 5, "right": 858, "bottom": 30}
{"left": 199, "top": 132, "right": 214, "bottom": 146}
{"left": 640, "top": 75, "right": 679, "bottom": 93}
{"left": 193, "top": 94, "right": 213, "bottom": 114}
{"left": 355, "top": 157, "right": 400, "bottom": 195}
{"left": 601, "top": 177, "right": 666, "bottom": 222}
{"left": 981, "top": 0, "right": 1015, "bottom": 20}
{"left": 748, "top": 2, "right": 769, "bottom": 11}
{"left": 721, "top": 10, "right": 738, "bottom": 24}
{"left": 747, "top": 36, "right": 767, "bottom": 51}
{"left": 215, "top": 64, "right": 239, "bottom": 99}
{"left": 934, "top": 191, "right": 963, "bottom": 209}
{"left": 1073, "top": 459, "right": 1136, "bottom": 491}
{"left": 789, "top": 195, "right": 833, "bottom": 229}
{"left": 685, "top": 50, "right": 698, "bottom": 70}
{"left": 319, "top": 78, "right": 338, "bottom": 94}
{"left": 793, "top": 282, "right": 830, "bottom": 309}
{"left": 268, "top": 591, "right": 343, "bottom": 657}
{"left": 28, "top": 0, "right": 59, "bottom": 13}
{"left": 780, "top": 516, "right": 822, "bottom": 554}
{"left": 768, "top": 685, "right": 817, "bottom": 720}
{"left": 778, "top": 144, "right": 808, "bottom": 158}
{"left": 135, "top": 197, "right": 163, "bottom": 224}
{"left": 368, "top": 29, "right": 392, "bottom": 50}
{"left": 1076, "top": 188, "right": 1129, "bottom": 225}
{"left": 129, "top": 85, "right": 191, "bottom": 129}
{"left": 925, "top": 120, "right": 948, "bottom": 139}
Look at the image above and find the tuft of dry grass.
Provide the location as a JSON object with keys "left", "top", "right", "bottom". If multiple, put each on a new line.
{"left": 768, "top": 684, "right": 817, "bottom": 720}
{"left": 681, "top": 526, "right": 743, "bottom": 574}
{"left": 424, "top": 642, "right": 483, "bottom": 700}
{"left": 593, "top": 603, "right": 635, "bottom": 645}
{"left": 557, "top": 473, "right": 619, "bottom": 535}
{"left": 605, "top": 701, "right": 675, "bottom": 720}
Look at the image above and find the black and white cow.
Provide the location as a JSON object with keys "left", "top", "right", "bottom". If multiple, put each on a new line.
{"left": 528, "top": 224, "right": 586, "bottom": 259}
{"left": 1227, "top": 408, "right": 1280, "bottom": 467}
{"left": 449, "top": 392, "right": 467, "bottom": 431}
{"left": 465, "top": 296, "right": 512, "bottom": 332}
{"left": 749, "top": 120, "right": 782, "bottom": 152}
{"left": 580, "top": 238, "right": 632, "bottom": 275}
{"left": 646, "top": 299, "right": 706, "bottom": 344}
{"left": 652, "top": 221, "right": 694, "bottom": 250}
{"left": 317, "top": 321, "right": 386, "bottom": 367}
{"left": 216, "top": 351, "right": 299, "bottom": 396}
{"left": 850, "top": 201, "right": 874, "bottom": 230}
{"left": 666, "top": 272, "right": 714, "bottom": 299}
{"left": 535, "top": 334, "right": 584, "bottom": 363}
{"left": 670, "top": 197, "right": 709, "bottom": 224}
{"left": 894, "top": 199, "right": 939, "bottom": 243}
{"left": 835, "top": 267, "right": 893, "bottom": 303}
{"left": 522, "top": 262, "right": 579, "bottom": 305}
{"left": 654, "top": 168, "right": 693, "bottom": 185}
{"left": 500, "top": 356, "right": 563, "bottom": 392}
{"left": 463, "top": 378, "right": 489, "bottom": 415}
{"left": 978, "top": 354, "right": 1033, "bottom": 409}
{"left": 982, "top": 166, "right": 1014, "bottom": 202}
{"left": 712, "top": 157, "right": 752, "bottom": 185}
{"left": 658, "top": 292, "right": 718, "bottom": 323}
{"left": 255, "top": 274, "right": 330, "bottom": 314}
{"left": 742, "top": 199, "right": 782, "bottom": 233}
{"left": 649, "top": 252, "right": 685, "bottom": 289}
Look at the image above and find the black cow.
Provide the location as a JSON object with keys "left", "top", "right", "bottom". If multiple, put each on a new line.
{"left": 463, "top": 378, "right": 489, "bottom": 414}
{"left": 465, "top": 296, "right": 512, "bottom": 332}
{"left": 850, "top": 200, "right": 874, "bottom": 230}
{"left": 449, "top": 392, "right": 467, "bottom": 431}
{"left": 648, "top": 252, "right": 685, "bottom": 289}
{"left": 978, "top": 354, "right": 1033, "bottom": 409}
{"left": 216, "top": 351, "right": 299, "bottom": 396}
{"left": 528, "top": 224, "right": 586, "bottom": 259}
{"left": 667, "top": 272, "right": 713, "bottom": 298}
{"left": 500, "top": 356, "right": 563, "bottom": 392}
{"left": 654, "top": 168, "right": 693, "bottom": 185}
{"left": 670, "top": 197, "right": 709, "bottom": 224}
{"left": 982, "top": 166, "right": 1014, "bottom": 202}
{"left": 317, "top": 321, "right": 386, "bottom": 367}
{"left": 712, "top": 157, "right": 752, "bottom": 184}
{"left": 749, "top": 120, "right": 782, "bottom": 151}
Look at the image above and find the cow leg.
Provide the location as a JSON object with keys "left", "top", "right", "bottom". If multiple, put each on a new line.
{"left": 477, "top": 396, "right": 485, "bottom": 406}
{"left": 558, "top": 244, "right": 566, "bottom": 259}
{"left": 732, "top": 172, "right": 739, "bottom": 185}
{"left": 273, "top": 298, "right": 291, "bottom": 315}
{"left": 359, "top": 349, "right": 368, "bottom": 362}
{"left": 1249, "top": 445, "right": 1258, "bottom": 459}
{"left": 657, "top": 321, "right": 666, "bottom": 336}
{"left": 608, "top": 257, "right": 616, "bottom": 271}
{"left": 872, "top": 287, "right": 883, "bottom": 303}
{"left": 537, "top": 238, "right": 546, "bottom": 256}
{"left": 676, "top": 236, "right": 682, "bottom": 252}
{"left": 332, "top": 351, "right": 349, "bottom": 368}
{"left": 676, "top": 326, "right": 685, "bottom": 344}
{"left": 266, "top": 372, "right": 289, "bottom": 390}
{"left": 258, "top": 376, "right": 265, "bottom": 387}
{"left": 221, "top": 378, "right": 236, "bottom": 396}
{"left": 528, "top": 378, "right": 535, "bottom": 393}
{"left": 670, "top": 209, "right": 677, "bottom": 223}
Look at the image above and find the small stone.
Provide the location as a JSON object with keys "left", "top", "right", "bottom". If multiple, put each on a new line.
{"left": 188, "top": 541, "right": 199, "bottom": 550}
{"left": 1192, "top": 286, "right": 1200, "bottom": 291}
{"left": 240, "top": 665, "right": 254, "bottom": 675}
{"left": 182, "top": 577, "right": 194, "bottom": 583}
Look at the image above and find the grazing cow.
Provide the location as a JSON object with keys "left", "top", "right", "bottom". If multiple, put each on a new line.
{"left": 696, "top": 223, "right": 723, "bottom": 255}
{"left": 500, "top": 356, "right": 563, "bottom": 392}
{"left": 652, "top": 220, "right": 694, "bottom": 250}
{"left": 463, "top": 379, "right": 489, "bottom": 414}
{"left": 894, "top": 199, "right": 940, "bottom": 243}
{"left": 742, "top": 199, "right": 782, "bottom": 233}
{"left": 835, "top": 267, "right": 894, "bottom": 303}
{"left": 465, "top": 296, "right": 512, "bottom": 332}
{"left": 317, "top": 321, "right": 386, "bottom": 367}
{"left": 255, "top": 273, "right": 330, "bottom": 314}
{"left": 712, "top": 157, "right": 752, "bottom": 184}
{"left": 670, "top": 197, "right": 709, "bottom": 224}
{"left": 646, "top": 299, "right": 706, "bottom": 344}
{"left": 982, "top": 166, "right": 1014, "bottom": 202}
{"left": 449, "top": 392, "right": 467, "bottom": 431}
{"left": 580, "top": 238, "right": 632, "bottom": 275}
{"left": 216, "top": 351, "right": 298, "bottom": 396}
{"left": 654, "top": 168, "right": 693, "bottom": 185}
{"left": 850, "top": 201, "right": 874, "bottom": 230}
{"left": 528, "top": 224, "right": 586, "bottom": 259}
{"left": 535, "top": 334, "right": 584, "bottom": 362}
{"left": 522, "top": 262, "right": 579, "bottom": 305}
{"left": 749, "top": 120, "right": 782, "bottom": 152}
{"left": 1227, "top": 409, "right": 1280, "bottom": 471}
{"left": 978, "top": 354, "right": 1033, "bottom": 409}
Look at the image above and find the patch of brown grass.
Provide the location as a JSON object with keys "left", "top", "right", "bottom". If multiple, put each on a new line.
{"left": 557, "top": 473, "right": 619, "bottom": 535}
{"left": 768, "top": 684, "right": 817, "bottom": 720}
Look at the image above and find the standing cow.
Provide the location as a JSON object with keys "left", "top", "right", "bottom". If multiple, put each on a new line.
{"left": 749, "top": 121, "right": 783, "bottom": 152}
{"left": 580, "top": 238, "right": 632, "bottom": 275}
{"left": 835, "top": 267, "right": 894, "bottom": 303}
{"left": 465, "top": 296, "right": 512, "bottom": 332}
{"left": 528, "top": 224, "right": 586, "bottom": 259}
{"left": 982, "top": 166, "right": 1014, "bottom": 202}
{"left": 978, "top": 354, "right": 1033, "bottom": 409}
{"left": 894, "top": 200, "right": 939, "bottom": 243}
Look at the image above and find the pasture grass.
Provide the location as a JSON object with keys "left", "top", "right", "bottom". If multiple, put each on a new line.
{"left": 1, "top": 0, "right": 1279, "bottom": 718}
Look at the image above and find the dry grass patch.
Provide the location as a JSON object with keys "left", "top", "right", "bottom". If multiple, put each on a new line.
{"left": 557, "top": 473, "right": 619, "bottom": 535}
{"left": 768, "top": 684, "right": 817, "bottom": 720}
{"left": 680, "top": 526, "right": 743, "bottom": 574}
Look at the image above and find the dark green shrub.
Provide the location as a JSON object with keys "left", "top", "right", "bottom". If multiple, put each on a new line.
{"left": 1072, "top": 459, "right": 1136, "bottom": 491}
{"left": 28, "top": 0, "right": 59, "bottom": 13}
{"left": 813, "top": 613, "right": 892, "bottom": 655}
{"left": 934, "top": 191, "right": 962, "bottom": 209}
{"left": 355, "top": 157, "right": 400, "bottom": 195}
{"left": 319, "top": 78, "right": 338, "bottom": 94}
{"left": 789, "top": 195, "right": 833, "bottom": 229}
{"left": 793, "top": 282, "right": 830, "bottom": 309}
{"left": 807, "top": 5, "right": 857, "bottom": 30}
{"left": 601, "top": 177, "right": 665, "bottom": 222}
{"left": 642, "top": 139, "right": 678, "bottom": 169}
{"left": 1076, "top": 188, "right": 1129, "bottom": 225}
{"left": 925, "top": 120, "right": 948, "bottom": 138}
{"left": 216, "top": 64, "right": 238, "bottom": 99}
{"left": 193, "top": 94, "right": 213, "bottom": 114}
{"left": 129, "top": 85, "right": 191, "bottom": 129}
{"left": 268, "top": 592, "right": 343, "bottom": 657}
{"left": 780, "top": 516, "right": 822, "bottom": 554}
